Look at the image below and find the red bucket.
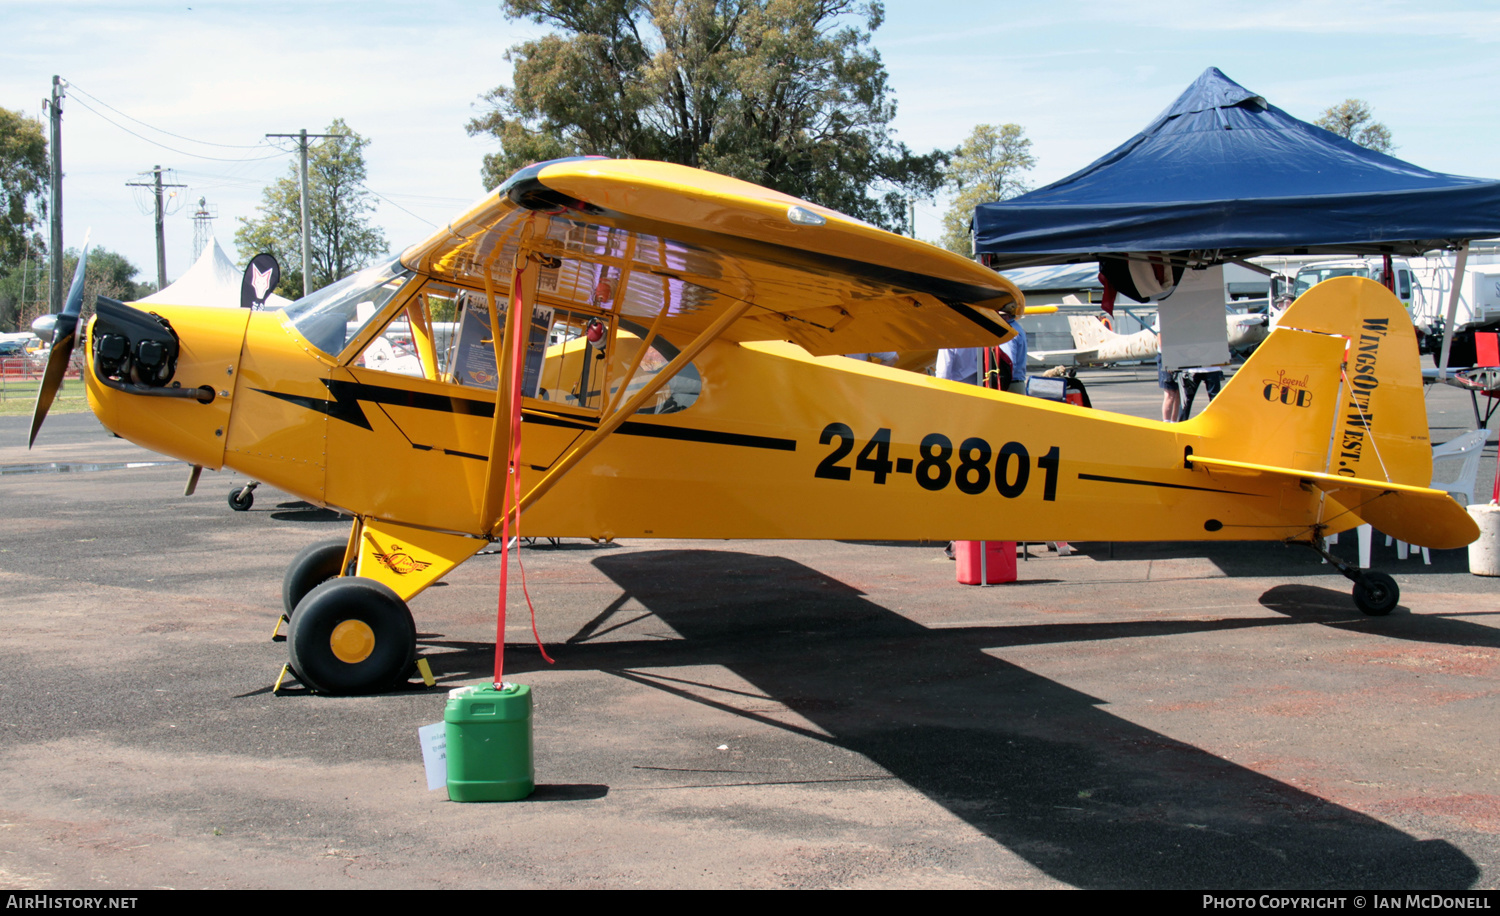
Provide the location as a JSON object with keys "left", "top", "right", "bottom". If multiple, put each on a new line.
{"left": 955, "top": 540, "right": 1016, "bottom": 585}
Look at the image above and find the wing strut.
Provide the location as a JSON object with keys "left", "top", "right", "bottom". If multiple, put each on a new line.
{"left": 490, "top": 296, "right": 754, "bottom": 535}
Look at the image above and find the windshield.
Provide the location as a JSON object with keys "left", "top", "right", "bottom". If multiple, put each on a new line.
{"left": 1294, "top": 266, "right": 1366, "bottom": 298}
{"left": 283, "top": 257, "right": 414, "bottom": 358}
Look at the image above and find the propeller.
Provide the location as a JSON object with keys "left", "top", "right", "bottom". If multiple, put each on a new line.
{"left": 29, "top": 234, "right": 90, "bottom": 448}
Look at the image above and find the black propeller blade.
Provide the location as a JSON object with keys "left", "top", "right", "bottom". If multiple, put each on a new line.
{"left": 29, "top": 237, "right": 91, "bottom": 448}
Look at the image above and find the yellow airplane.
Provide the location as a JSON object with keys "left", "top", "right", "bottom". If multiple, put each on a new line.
{"left": 29, "top": 158, "right": 1479, "bottom": 695}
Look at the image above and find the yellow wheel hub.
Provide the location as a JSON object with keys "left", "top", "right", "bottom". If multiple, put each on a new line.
{"left": 330, "top": 619, "right": 376, "bottom": 664}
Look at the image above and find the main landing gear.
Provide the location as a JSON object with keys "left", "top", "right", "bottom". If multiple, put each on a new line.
{"left": 287, "top": 577, "right": 416, "bottom": 695}
{"left": 278, "top": 537, "right": 416, "bottom": 694}
{"left": 273, "top": 520, "right": 488, "bottom": 694}
{"left": 1300, "top": 535, "right": 1401, "bottom": 616}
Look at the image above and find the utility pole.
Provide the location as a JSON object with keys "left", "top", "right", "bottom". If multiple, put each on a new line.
{"left": 45, "top": 76, "right": 63, "bottom": 316}
{"left": 126, "top": 166, "right": 187, "bottom": 289}
{"left": 266, "top": 129, "right": 335, "bottom": 298}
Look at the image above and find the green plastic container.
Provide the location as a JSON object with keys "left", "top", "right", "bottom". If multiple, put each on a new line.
{"left": 444, "top": 683, "right": 534, "bottom": 802}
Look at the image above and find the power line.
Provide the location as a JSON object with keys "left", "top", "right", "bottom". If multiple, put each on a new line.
{"left": 67, "top": 95, "right": 289, "bottom": 163}
{"left": 66, "top": 82, "right": 273, "bottom": 150}
{"left": 358, "top": 183, "right": 439, "bottom": 229}
{"left": 62, "top": 78, "right": 464, "bottom": 237}
{"left": 365, "top": 190, "right": 478, "bottom": 206}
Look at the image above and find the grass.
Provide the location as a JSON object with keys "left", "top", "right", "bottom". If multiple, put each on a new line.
{"left": 0, "top": 379, "right": 89, "bottom": 417}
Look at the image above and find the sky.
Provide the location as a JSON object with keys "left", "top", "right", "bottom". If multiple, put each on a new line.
{"left": 5, "top": 0, "right": 1499, "bottom": 288}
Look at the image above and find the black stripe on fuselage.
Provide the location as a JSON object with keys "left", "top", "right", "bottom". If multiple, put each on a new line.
{"left": 521, "top": 403, "right": 795, "bottom": 451}
{"left": 1077, "top": 472, "right": 1262, "bottom": 497}
{"left": 252, "top": 378, "right": 796, "bottom": 453}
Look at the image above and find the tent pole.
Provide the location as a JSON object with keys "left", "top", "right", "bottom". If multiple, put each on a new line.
{"left": 1438, "top": 242, "right": 1469, "bottom": 382}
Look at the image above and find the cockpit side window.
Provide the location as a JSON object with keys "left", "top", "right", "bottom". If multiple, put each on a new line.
{"left": 444, "top": 292, "right": 611, "bottom": 410}
{"left": 283, "top": 257, "right": 413, "bottom": 359}
{"left": 353, "top": 303, "right": 434, "bottom": 379}
{"left": 439, "top": 295, "right": 697, "bottom": 416}
{"left": 535, "top": 308, "right": 611, "bottom": 410}
{"left": 607, "top": 320, "right": 699, "bottom": 415}
{"left": 444, "top": 290, "right": 505, "bottom": 389}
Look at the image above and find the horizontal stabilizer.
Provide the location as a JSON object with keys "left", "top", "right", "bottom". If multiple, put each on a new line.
{"left": 1190, "top": 455, "right": 1479, "bottom": 549}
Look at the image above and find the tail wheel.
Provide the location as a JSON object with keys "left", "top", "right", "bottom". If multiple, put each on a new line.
{"left": 283, "top": 538, "right": 356, "bottom": 616}
{"left": 1353, "top": 571, "right": 1400, "bottom": 616}
{"left": 287, "top": 577, "right": 416, "bottom": 695}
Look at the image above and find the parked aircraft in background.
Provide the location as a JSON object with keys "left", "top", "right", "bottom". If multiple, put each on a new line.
{"left": 1029, "top": 311, "right": 1269, "bottom": 368}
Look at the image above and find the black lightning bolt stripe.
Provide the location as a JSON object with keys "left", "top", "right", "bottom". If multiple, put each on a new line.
{"left": 254, "top": 380, "right": 502, "bottom": 431}
{"left": 251, "top": 379, "right": 796, "bottom": 452}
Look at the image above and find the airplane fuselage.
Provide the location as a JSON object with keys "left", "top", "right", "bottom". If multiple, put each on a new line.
{"left": 86, "top": 301, "right": 1362, "bottom": 548}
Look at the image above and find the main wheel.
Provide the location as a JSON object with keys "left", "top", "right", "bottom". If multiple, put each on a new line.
{"left": 1353, "top": 571, "right": 1400, "bottom": 616}
{"left": 283, "top": 538, "right": 354, "bottom": 616}
{"left": 287, "top": 577, "right": 416, "bottom": 695}
{"left": 228, "top": 486, "right": 254, "bottom": 511}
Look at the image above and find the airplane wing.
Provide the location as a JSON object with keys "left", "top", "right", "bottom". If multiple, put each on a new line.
{"left": 402, "top": 159, "right": 1022, "bottom": 356}
{"left": 1028, "top": 347, "right": 1100, "bottom": 368}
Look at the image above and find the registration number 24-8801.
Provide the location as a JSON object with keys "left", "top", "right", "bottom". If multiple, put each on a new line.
{"left": 814, "top": 423, "right": 1060, "bottom": 501}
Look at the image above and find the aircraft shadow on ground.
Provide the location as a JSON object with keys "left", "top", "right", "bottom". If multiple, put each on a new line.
{"left": 1260, "top": 583, "right": 1500, "bottom": 650}
{"left": 268, "top": 500, "right": 348, "bottom": 523}
{"left": 1069, "top": 539, "right": 1473, "bottom": 579}
{"left": 422, "top": 550, "right": 1477, "bottom": 889}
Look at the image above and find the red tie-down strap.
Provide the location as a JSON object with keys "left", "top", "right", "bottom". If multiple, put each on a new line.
{"left": 495, "top": 265, "right": 555, "bottom": 687}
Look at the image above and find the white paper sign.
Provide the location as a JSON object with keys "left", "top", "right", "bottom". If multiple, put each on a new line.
{"left": 418, "top": 722, "right": 448, "bottom": 791}
{"left": 1159, "top": 264, "right": 1230, "bottom": 371}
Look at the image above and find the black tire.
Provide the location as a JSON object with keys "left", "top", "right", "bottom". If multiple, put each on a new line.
{"left": 228, "top": 487, "right": 254, "bottom": 511}
{"left": 1353, "top": 571, "right": 1400, "bottom": 616}
{"left": 283, "top": 538, "right": 353, "bottom": 617}
{"left": 287, "top": 577, "right": 416, "bottom": 695}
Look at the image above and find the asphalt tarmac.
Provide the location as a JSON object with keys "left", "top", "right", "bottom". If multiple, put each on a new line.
{"left": 0, "top": 371, "right": 1496, "bottom": 889}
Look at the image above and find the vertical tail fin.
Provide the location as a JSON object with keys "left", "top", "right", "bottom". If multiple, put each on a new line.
{"left": 1189, "top": 277, "right": 1431, "bottom": 488}
{"left": 1067, "top": 315, "right": 1118, "bottom": 349}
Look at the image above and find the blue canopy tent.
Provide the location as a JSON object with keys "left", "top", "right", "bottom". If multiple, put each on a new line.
{"left": 973, "top": 68, "right": 1500, "bottom": 270}
{"left": 972, "top": 67, "right": 1500, "bottom": 373}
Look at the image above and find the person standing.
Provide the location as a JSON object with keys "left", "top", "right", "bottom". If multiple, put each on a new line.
{"left": 1157, "top": 350, "right": 1182, "bottom": 422}
{"left": 1000, "top": 325, "right": 1028, "bottom": 394}
{"left": 936, "top": 348, "right": 979, "bottom": 386}
{"left": 1178, "top": 366, "right": 1224, "bottom": 420}
{"left": 937, "top": 348, "right": 983, "bottom": 559}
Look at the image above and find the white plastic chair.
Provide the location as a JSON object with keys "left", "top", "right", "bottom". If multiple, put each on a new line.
{"left": 1387, "top": 429, "right": 1490, "bottom": 563}
{"left": 1431, "top": 429, "right": 1491, "bottom": 506}
{"left": 1325, "top": 526, "right": 1373, "bottom": 568}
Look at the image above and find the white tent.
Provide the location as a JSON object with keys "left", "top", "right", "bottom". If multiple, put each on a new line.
{"left": 136, "top": 238, "right": 293, "bottom": 310}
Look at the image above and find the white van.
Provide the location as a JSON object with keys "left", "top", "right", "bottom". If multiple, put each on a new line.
{"left": 1293, "top": 258, "right": 1416, "bottom": 309}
